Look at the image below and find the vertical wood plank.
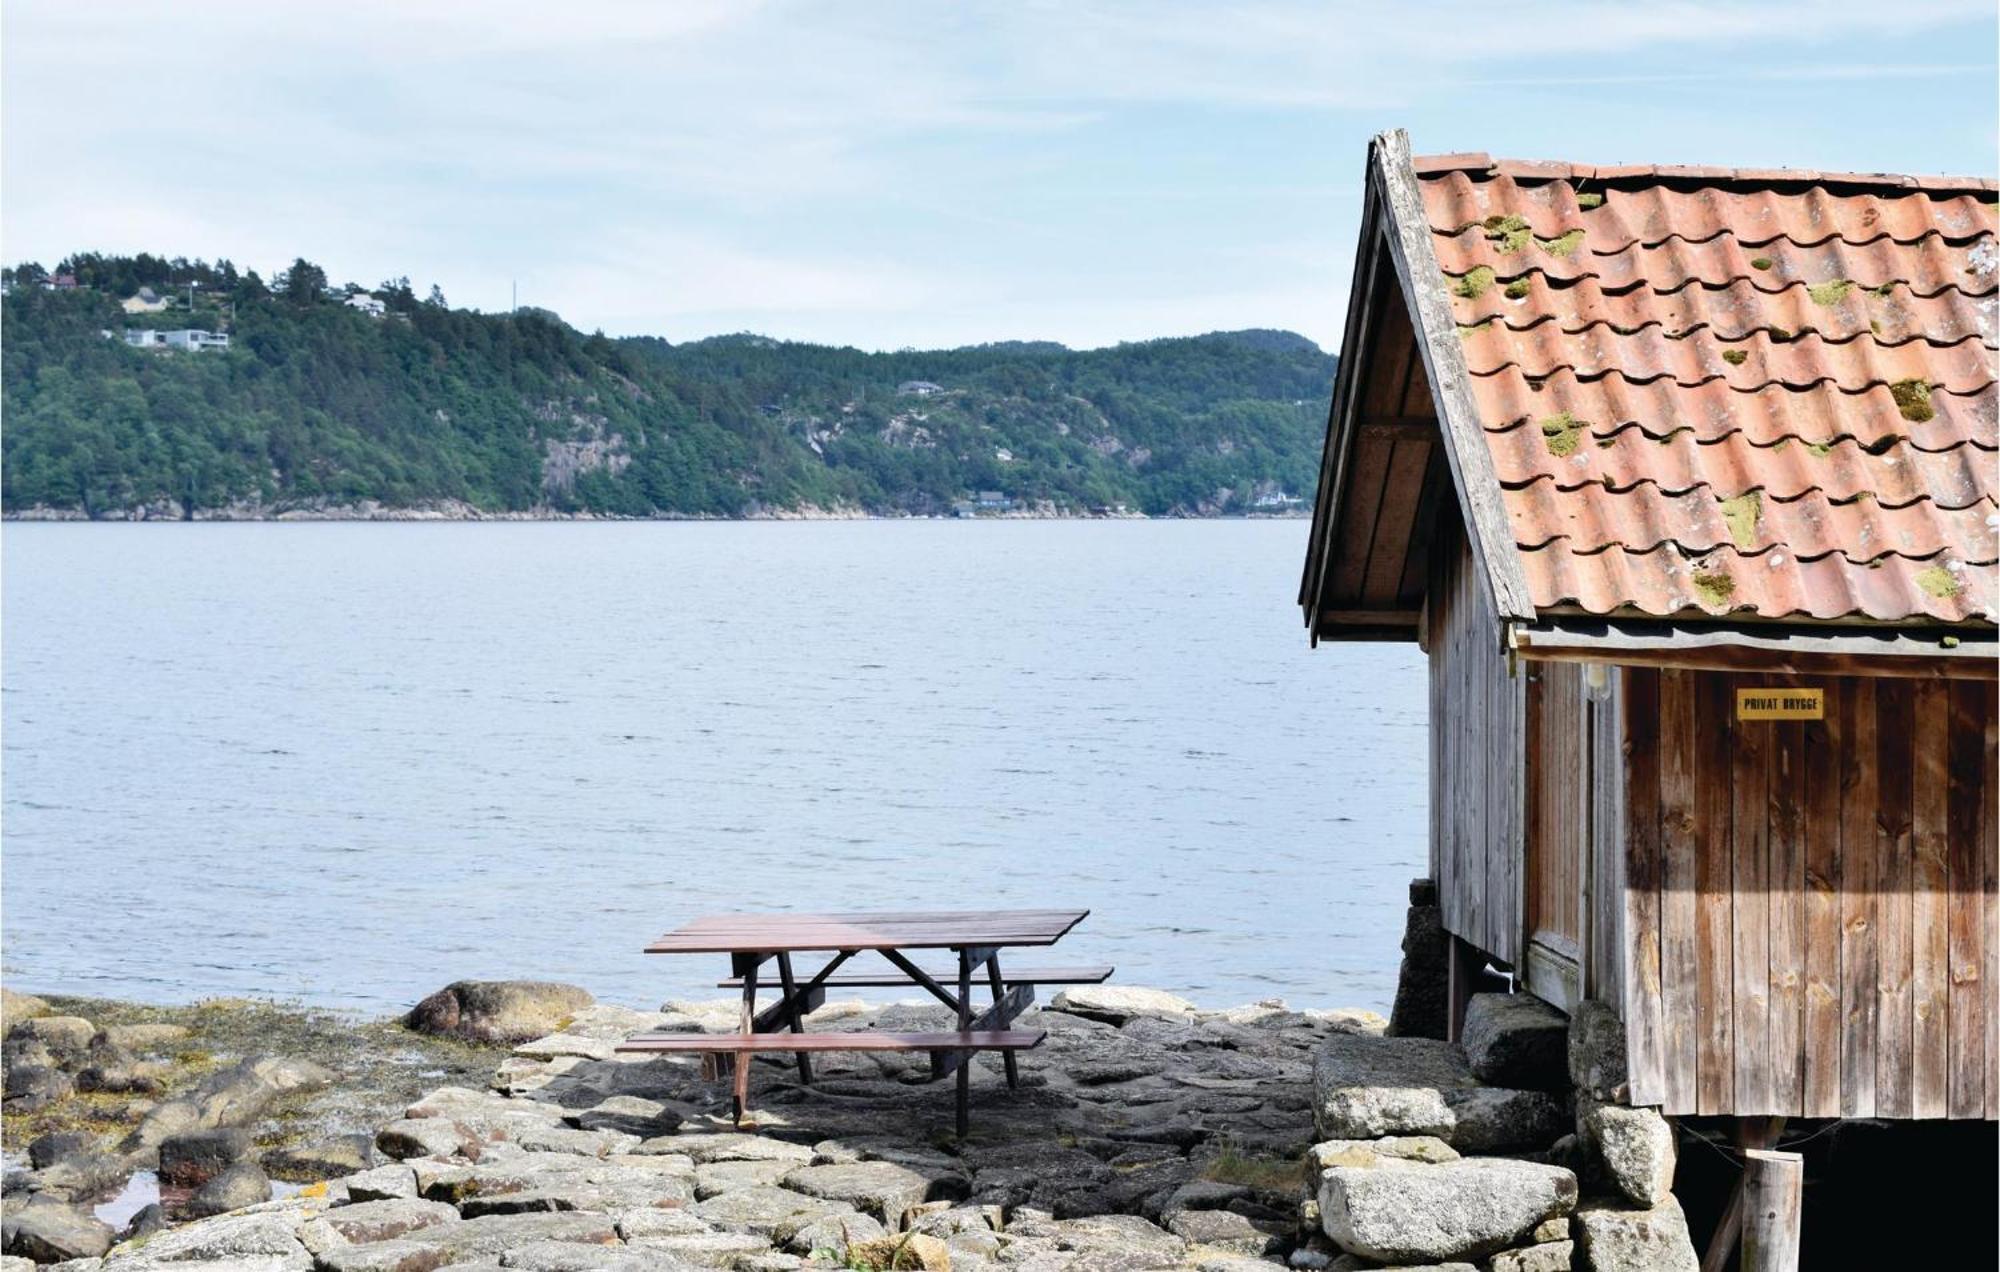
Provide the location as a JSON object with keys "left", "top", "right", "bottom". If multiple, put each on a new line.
{"left": 1983, "top": 680, "right": 1998, "bottom": 1122}
{"left": 1591, "top": 672, "right": 1627, "bottom": 1005}
{"left": 1505, "top": 662, "right": 1525, "bottom": 966}
{"left": 1329, "top": 437, "right": 1394, "bottom": 598}
{"left": 1459, "top": 536, "right": 1477, "bottom": 952}
{"left": 1622, "top": 668, "right": 1667, "bottom": 1106}
{"left": 1767, "top": 718, "right": 1806, "bottom": 1116}
{"left": 1658, "top": 668, "right": 1700, "bottom": 1113}
{"left": 1430, "top": 530, "right": 1457, "bottom": 939}
{"left": 1732, "top": 692, "right": 1774, "bottom": 1115}
{"left": 1873, "top": 680, "right": 1915, "bottom": 1119}
{"left": 1946, "top": 679, "right": 1990, "bottom": 1119}
{"left": 1361, "top": 437, "right": 1433, "bottom": 602}
{"left": 1839, "top": 679, "right": 1878, "bottom": 1118}
{"left": 1801, "top": 683, "right": 1843, "bottom": 1118}
{"left": 1909, "top": 679, "right": 1950, "bottom": 1119}
{"left": 1694, "top": 674, "right": 1735, "bottom": 1115}
{"left": 1396, "top": 454, "right": 1445, "bottom": 601}
{"left": 1486, "top": 626, "right": 1506, "bottom": 960}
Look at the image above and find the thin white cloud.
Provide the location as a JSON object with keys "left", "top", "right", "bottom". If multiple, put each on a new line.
{"left": 2, "top": 0, "right": 1992, "bottom": 349}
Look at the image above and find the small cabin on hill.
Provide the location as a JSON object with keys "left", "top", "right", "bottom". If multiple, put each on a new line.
{"left": 1300, "top": 130, "right": 1997, "bottom": 1123}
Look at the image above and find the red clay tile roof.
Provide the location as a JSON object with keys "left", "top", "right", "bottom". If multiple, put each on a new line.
{"left": 1416, "top": 154, "right": 1999, "bottom": 627}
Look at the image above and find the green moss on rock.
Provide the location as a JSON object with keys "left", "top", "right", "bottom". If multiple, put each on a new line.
{"left": 1504, "top": 278, "right": 1532, "bottom": 300}
{"left": 1575, "top": 191, "right": 1605, "bottom": 210}
{"left": 1750, "top": 256, "right": 1775, "bottom": 271}
{"left": 1539, "top": 411, "right": 1587, "bottom": 457}
{"left": 1890, "top": 379, "right": 1935, "bottom": 423}
{"left": 1452, "top": 266, "right": 1498, "bottom": 300}
{"left": 1536, "top": 228, "right": 1586, "bottom": 256}
{"left": 1692, "top": 570, "right": 1736, "bottom": 608}
{"left": 1482, "top": 214, "right": 1533, "bottom": 254}
{"left": 1807, "top": 279, "right": 1855, "bottom": 306}
{"left": 1722, "top": 349, "right": 1748, "bottom": 366}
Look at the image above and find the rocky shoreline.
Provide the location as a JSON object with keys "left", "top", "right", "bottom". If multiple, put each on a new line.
{"left": 3, "top": 976, "right": 1697, "bottom": 1271}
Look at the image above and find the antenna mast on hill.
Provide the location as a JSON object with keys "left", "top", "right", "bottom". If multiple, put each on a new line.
{"left": 512, "top": 280, "right": 517, "bottom": 313}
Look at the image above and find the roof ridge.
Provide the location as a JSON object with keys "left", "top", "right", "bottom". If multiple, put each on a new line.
{"left": 1414, "top": 152, "right": 1998, "bottom": 194}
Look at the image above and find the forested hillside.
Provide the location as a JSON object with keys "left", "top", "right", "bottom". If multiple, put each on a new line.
{"left": 1, "top": 255, "right": 1334, "bottom": 518}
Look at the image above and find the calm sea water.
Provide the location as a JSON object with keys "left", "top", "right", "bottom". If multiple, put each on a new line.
{"left": 2, "top": 522, "right": 1427, "bottom": 1015}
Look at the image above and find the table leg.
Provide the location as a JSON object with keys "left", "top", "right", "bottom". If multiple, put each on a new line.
{"left": 986, "top": 954, "right": 1020, "bottom": 1089}
{"left": 734, "top": 960, "right": 759, "bottom": 1127}
{"left": 776, "top": 951, "right": 813, "bottom": 1085}
{"left": 955, "top": 948, "right": 972, "bottom": 1139}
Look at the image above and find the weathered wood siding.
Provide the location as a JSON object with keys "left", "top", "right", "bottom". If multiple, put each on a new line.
{"left": 1526, "top": 662, "right": 1588, "bottom": 952}
{"left": 1618, "top": 667, "right": 1998, "bottom": 1120}
{"left": 1588, "top": 668, "right": 1627, "bottom": 1009}
{"left": 1426, "top": 524, "right": 1524, "bottom": 966}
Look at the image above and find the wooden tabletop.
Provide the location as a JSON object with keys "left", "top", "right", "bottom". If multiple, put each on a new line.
{"left": 644, "top": 908, "right": 1089, "bottom": 955}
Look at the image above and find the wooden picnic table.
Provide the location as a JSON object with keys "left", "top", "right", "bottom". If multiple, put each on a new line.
{"left": 617, "top": 908, "right": 1106, "bottom": 1135}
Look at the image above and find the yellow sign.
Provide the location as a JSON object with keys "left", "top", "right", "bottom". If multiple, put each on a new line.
{"left": 1736, "top": 688, "right": 1824, "bottom": 721}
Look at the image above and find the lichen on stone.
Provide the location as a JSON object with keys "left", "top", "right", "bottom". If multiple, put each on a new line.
{"left": 1719, "top": 491, "right": 1762, "bottom": 550}
{"left": 1722, "top": 349, "right": 1748, "bottom": 366}
{"left": 1692, "top": 569, "right": 1736, "bottom": 608}
{"left": 1453, "top": 266, "right": 1497, "bottom": 299}
{"left": 1889, "top": 378, "right": 1935, "bottom": 423}
{"left": 1482, "top": 214, "right": 1533, "bottom": 254}
{"left": 1539, "top": 411, "right": 1587, "bottom": 457}
{"left": 1917, "top": 564, "right": 1961, "bottom": 598}
{"left": 1807, "top": 279, "right": 1855, "bottom": 306}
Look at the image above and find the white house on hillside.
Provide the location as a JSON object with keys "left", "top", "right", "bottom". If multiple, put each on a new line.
{"left": 123, "top": 329, "right": 230, "bottom": 352}
{"left": 346, "top": 294, "right": 387, "bottom": 317}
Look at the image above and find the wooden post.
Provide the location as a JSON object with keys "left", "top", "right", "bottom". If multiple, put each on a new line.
{"left": 1701, "top": 1117, "right": 1785, "bottom": 1272}
{"left": 1740, "top": 1149, "right": 1804, "bottom": 1272}
{"left": 955, "top": 949, "right": 973, "bottom": 1139}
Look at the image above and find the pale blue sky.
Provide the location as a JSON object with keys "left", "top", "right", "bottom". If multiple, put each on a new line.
{"left": 4, "top": 2, "right": 1994, "bottom": 350}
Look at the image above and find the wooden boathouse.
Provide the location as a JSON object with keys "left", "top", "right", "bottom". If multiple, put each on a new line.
{"left": 1300, "top": 131, "right": 1998, "bottom": 1122}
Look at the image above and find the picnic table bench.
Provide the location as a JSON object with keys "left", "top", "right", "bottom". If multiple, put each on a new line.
{"left": 616, "top": 908, "right": 1103, "bottom": 1135}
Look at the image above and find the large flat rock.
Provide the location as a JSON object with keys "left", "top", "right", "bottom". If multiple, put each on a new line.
{"left": 1312, "top": 1033, "right": 1479, "bottom": 1139}
{"left": 1318, "top": 1157, "right": 1577, "bottom": 1264}
{"left": 1048, "top": 986, "right": 1197, "bottom": 1025}
{"left": 781, "top": 1160, "right": 943, "bottom": 1229}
